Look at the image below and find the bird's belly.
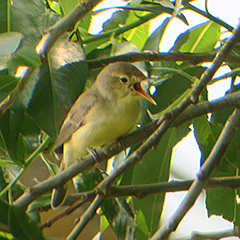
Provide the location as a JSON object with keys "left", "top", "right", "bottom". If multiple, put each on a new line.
{"left": 68, "top": 100, "right": 140, "bottom": 163}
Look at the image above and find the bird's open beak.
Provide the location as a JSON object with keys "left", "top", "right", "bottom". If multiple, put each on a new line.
{"left": 132, "top": 80, "right": 157, "bottom": 105}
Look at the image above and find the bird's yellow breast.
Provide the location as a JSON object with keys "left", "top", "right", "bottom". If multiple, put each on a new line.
{"left": 64, "top": 94, "right": 141, "bottom": 167}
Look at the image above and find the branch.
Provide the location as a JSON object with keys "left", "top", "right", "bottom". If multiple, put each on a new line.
{"left": 173, "top": 90, "right": 240, "bottom": 127}
{"left": 87, "top": 52, "right": 240, "bottom": 69}
{"left": 0, "top": 0, "right": 102, "bottom": 118}
{"left": 39, "top": 176, "right": 240, "bottom": 229}
{"left": 189, "top": 226, "right": 240, "bottom": 240}
{"left": 67, "top": 195, "right": 104, "bottom": 240}
{"left": 65, "top": 176, "right": 240, "bottom": 204}
{"left": 13, "top": 122, "right": 158, "bottom": 210}
{"left": 12, "top": 89, "right": 240, "bottom": 211}
{"left": 153, "top": 109, "right": 240, "bottom": 240}
{"left": 184, "top": 3, "right": 233, "bottom": 31}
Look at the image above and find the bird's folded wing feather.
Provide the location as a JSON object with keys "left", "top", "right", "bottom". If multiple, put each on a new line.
{"left": 53, "top": 91, "right": 98, "bottom": 150}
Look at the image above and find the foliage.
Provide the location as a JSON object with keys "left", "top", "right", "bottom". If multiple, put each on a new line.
{"left": 0, "top": 0, "right": 240, "bottom": 239}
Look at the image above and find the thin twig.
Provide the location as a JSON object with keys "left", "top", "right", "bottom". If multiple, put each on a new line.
{"left": 67, "top": 195, "right": 104, "bottom": 240}
{"left": 87, "top": 52, "right": 240, "bottom": 70}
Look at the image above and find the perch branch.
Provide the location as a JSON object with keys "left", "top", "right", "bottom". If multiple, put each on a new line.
{"left": 151, "top": 19, "right": 240, "bottom": 240}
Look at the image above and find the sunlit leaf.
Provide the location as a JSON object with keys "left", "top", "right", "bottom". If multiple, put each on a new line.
{"left": 173, "top": 21, "right": 220, "bottom": 53}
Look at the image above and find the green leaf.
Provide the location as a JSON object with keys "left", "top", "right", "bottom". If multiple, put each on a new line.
{"left": 0, "top": 198, "right": 9, "bottom": 225}
{"left": 27, "top": 38, "right": 88, "bottom": 139}
{"left": 123, "top": 11, "right": 150, "bottom": 50}
{"left": 193, "top": 115, "right": 238, "bottom": 172}
{"left": 76, "top": 170, "right": 103, "bottom": 192}
{"left": 0, "top": 32, "right": 23, "bottom": 56}
{"left": 11, "top": 0, "right": 45, "bottom": 47}
{"left": 112, "top": 4, "right": 188, "bottom": 25}
{"left": 0, "top": 108, "right": 25, "bottom": 165}
{"left": 172, "top": 21, "right": 220, "bottom": 53}
{"left": 149, "top": 66, "right": 206, "bottom": 115}
{"left": 0, "top": 0, "right": 8, "bottom": 33}
{"left": 103, "top": 10, "right": 129, "bottom": 31}
{"left": 132, "top": 126, "right": 189, "bottom": 238}
{"left": 59, "top": 0, "right": 79, "bottom": 16}
{"left": 10, "top": 47, "right": 41, "bottom": 68}
{"left": 143, "top": 17, "right": 171, "bottom": 52}
{"left": 9, "top": 205, "right": 44, "bottom": 240}
{"left": 101, "top": 198, "right": 135, "bottom": 240}
{"left": 0, "top": 75, "right": 20, "bottom": 102}
{"left": 206, "top": 169, "right": 237, "bottom": 222}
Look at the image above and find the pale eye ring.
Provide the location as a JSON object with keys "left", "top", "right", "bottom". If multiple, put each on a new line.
{"left": 120, "top": 77, "right": 128, "bottom": 83}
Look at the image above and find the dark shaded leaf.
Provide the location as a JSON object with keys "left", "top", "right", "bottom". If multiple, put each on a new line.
{"left": 0, "top": 0, "right": 8, "bottom": 33}
{"left": 0, "top": 198, "right": 9, "bottom": 225}
{"left": 133, "top": 125, "right": 189, "bottom": 238}
{"left": 9, "top": 205, "right": 44, "bottom": 240}
{"left": 0, "top": 75, "right": 20, "bottom": 102}
{"left": 11, "top": 0, "right": 45, "bottom": 47}
{"left": 149, "top": 66, "right": 206, "bottom": 114}
{"left": 27, "top": 38, "right": 88, "bottom": 139}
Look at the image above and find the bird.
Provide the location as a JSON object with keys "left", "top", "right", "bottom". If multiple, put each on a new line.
{"left": 51, "top": 62, "right": 156, "bottom": 207}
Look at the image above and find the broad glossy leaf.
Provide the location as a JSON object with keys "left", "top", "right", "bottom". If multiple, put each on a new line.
{"left": 59, "top": 0, "right": 79, "bottom": 15}
{"left": 103, "top": 10, "right": 129, "bottom": 31}
{"left": 123, "top": 11, "right": 150, "bottom": 50}
{"left": 0, "top": 198, "right": 9, "bottom": 225}
{"left": 27, "top": 38, "right": 88, "bottom": 139}
{"left": 0, "top": 109, "right": 25, "bottom": 166}
{"left": 0, "top": 75, "right": 20, "bottom": 102}
{"left": 172, "top": 21, "right": 220, "bottom": 53}
{"left": 9, "top": 205, "right": 44, "bottom": 240}
{"left": 11, "top": 0, "right": 45, "bottom": 47}
{"left": 0, "top": 32, "right": 23, "bottom": 56}
{"left": 143, "top": 17, "right": 171, "bottom": 52}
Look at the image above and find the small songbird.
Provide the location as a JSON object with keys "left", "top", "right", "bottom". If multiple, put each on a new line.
{"left": 51, "top": 62, "right": 156, "bottom": 207}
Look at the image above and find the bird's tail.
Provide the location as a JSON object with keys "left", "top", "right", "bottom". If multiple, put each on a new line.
{"left": 51, "top": 159, "right": 68, "bottom": 208}
{"left": 51, "top": 185, "right": 67, "bottom": 208}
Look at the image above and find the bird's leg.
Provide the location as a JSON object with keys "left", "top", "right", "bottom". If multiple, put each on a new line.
{"left": 117, "top": 136, "right": 128, "bottom": 157}
{"left": 86, "top": 146, "right": 99, "bottom": 163}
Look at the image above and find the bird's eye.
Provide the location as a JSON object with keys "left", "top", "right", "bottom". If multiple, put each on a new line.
{"left": 120, "top": 77, "right": 128, "bottom": 83}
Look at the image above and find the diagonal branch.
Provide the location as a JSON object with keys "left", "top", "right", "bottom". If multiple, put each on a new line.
{"left": 12, "top": 88, "right": 240, "bottom": 211}
{"left": 151, "top": 19, "right": 240, "bottom": 240}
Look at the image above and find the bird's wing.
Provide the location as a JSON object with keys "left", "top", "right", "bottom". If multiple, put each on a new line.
{"left": 53, "top": 91, "right": 98, "bottom": 150}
